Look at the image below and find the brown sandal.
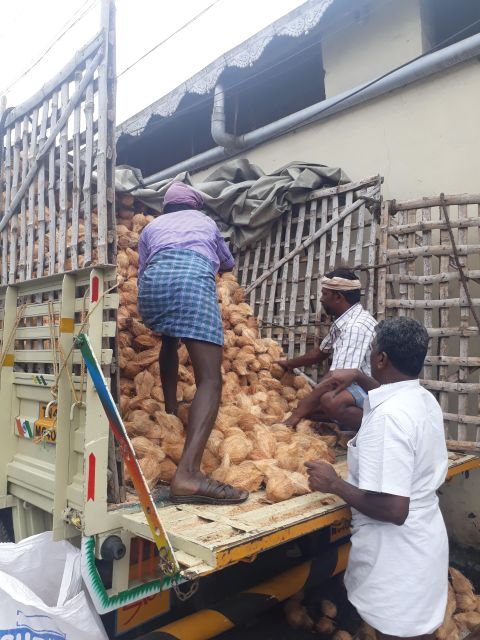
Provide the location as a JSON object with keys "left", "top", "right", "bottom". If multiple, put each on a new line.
{"left": 170, "top": 477, "right": 249, "bottom": 505}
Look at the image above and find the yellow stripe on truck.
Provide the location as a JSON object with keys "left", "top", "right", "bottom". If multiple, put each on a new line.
{"left": 156, "top": 609, "right": 233, "bottom": 640}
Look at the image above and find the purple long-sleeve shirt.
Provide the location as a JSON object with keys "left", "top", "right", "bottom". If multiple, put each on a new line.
{"left": 137, "top": 209, "right": 235, "bottom": 279}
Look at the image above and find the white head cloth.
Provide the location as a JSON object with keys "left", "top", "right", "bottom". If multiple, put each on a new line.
{"left": 321, "top": 276, "right": 361, "bottom": 291}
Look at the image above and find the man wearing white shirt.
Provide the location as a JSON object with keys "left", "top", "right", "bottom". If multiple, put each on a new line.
{"left": 306, "top": 317, "right": 448, "bottom": 639}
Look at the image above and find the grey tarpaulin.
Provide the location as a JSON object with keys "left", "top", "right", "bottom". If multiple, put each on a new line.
{"left": 114, "top": 158, "right": 350, "bottom": 248}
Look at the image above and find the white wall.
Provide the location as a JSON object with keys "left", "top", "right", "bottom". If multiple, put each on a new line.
{"left": 194, "top": 60, "right": 480, "bottom": 202}
{"left": 322, "top": 0, "right": 424, "bottom": 97}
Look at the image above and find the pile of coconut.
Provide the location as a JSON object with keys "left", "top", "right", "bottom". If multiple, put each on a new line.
{"left": 284, "top": 566, "right": 480, "bottom": 639}
{"left": 116, "top": 195, "right": 341, "bottom": 503}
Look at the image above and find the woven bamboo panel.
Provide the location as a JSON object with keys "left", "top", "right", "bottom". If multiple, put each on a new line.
{"left": 234, "top": 177, "right": 381, "bottom": 381}
{"left": 0, "top": 13, "right": 115, "bottom": 285}
{"left": 378, "top": 195, "right": 480, "bottom": 442}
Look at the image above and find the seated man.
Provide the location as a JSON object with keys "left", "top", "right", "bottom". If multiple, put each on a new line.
{"left": 278, "top": 268, "right": 377, "bottom": 429}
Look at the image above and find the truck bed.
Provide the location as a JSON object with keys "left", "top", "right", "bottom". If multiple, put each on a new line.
{"left": 113, "top": 452, "right": 480, "bottom": 578}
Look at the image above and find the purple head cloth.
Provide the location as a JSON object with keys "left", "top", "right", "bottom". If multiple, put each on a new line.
{"left": 163, "top": 182, "right": 204, "bottom": 211}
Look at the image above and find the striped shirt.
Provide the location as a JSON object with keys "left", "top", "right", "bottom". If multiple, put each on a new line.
{"left": 320, "top": 303, "right": 377, "bottom": 374}
{"left": 138, "top": 209, "right": 235, "bottom": 279}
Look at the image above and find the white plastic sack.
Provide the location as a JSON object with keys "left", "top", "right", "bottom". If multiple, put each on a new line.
{"left": 0, "top": 531, "right": 108, "bottom": 640}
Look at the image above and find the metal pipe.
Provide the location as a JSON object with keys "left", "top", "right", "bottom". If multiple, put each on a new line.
{"left": 143, "top": 33, "right": 480, "bottom": 185}
{"left": 138, "top": 543, "right": 350, "bottom": 640}
{"left": 211, "top": 83, "right": 245, "bottom": 152}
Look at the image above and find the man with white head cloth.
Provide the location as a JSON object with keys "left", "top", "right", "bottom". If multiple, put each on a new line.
{"left": 277, "top": 268, "right": 377, "bottom": 429}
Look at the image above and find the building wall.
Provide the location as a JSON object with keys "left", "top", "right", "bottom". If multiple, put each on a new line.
{"left": 322, "top": 0, "right": 424, "bottom": 97}
{"left": 194, "top": 60, "right": 480, "bottom": 202}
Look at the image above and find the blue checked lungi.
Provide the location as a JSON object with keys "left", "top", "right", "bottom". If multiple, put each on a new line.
{"left": 138, "top": 248, "right": 224, "bottom": 346}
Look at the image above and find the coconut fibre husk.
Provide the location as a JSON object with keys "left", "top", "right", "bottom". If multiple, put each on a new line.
{"left": 115, "top": 196, "right": 337, "bottom": 501}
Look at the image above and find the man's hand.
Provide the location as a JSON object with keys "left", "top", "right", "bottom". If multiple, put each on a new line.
{"left": 305, "top": 461, "right": 339, "bottom": 493}
{"left": 273, "top": 359, "right": 294, "bottom": 371}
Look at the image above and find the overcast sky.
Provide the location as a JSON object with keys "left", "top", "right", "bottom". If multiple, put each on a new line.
{"left": 0, "top": 0, "right": 306, "bottom": 125}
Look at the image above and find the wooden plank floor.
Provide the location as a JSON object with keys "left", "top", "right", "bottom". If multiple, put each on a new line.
{"left": 117, "top": 453, "right": 479, "bottom": 573}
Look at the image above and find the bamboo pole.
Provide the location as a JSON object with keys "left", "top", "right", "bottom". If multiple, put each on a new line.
{"left": 258, "top": 231, "right": 272, "bottom": 327}
{"left": 328, "top": 195, "right": 339, "bottom": 270}
{"left": 48, "top": 93, "right": 59, "bottom": 275}
{"left": 406, "top": 209, "right": 416, "bottom": 319}
{"left": 71, "top": 70, "right": 82, "bottom": 271}
{"left": 2, "top": 118, "right": 11, "bottom": 285}
{"left": 26, "top": 108, "right": 39, "bottom": 280}
{"left": 386, "top": 270, "right": 480, "bottom": 284}
{"left": 301, "top": 201, "right": 316, "bottom": 357}
{"left": 422, "top": 204, "right": 433, "bottom": 381}
{"left": 421, "top": 380, "right": 480, "bottom": 393}
{"left": 425, "top": 356, "right": 480, "bottom": 366}
{"left": 396, "top": 209, "right": 407, "bottom": 317}
{"left": 36, "top": 99, "right": 49, "bottom": 278}
{"left": 305, "top": 175, "right": 380, "bottom": 202}
{"left": 376, "top": 200, "right": 389, "bottom": 322}
{"left": 366, "top": 200, "right": 378, "bottom": 314}
{"left": 354, "top": 201, "right": 366, "bottom": 266}
{"left": 388, "top": 217, "right": 480, "bottom": 235}
{"left": 9, "top": 120, "right": 21, "bottom": 283}
{"left": 385, "top": 298, "right": 480, "bottom": 309}
{"left": 457, "top": 203, "right": 469, "bottom": 441}
{"left": 438, "top": 218, "right": 450, "bottom": 434}
{"left": 249, "top": 243, "right": 262, "bottom": 313}
{"left": 288, "top": 204, "right": 306, "bottom": 359}
{"left": 445, "top": 439, "right": 480, "bottom": 452}
{"left": 386, "top": 245, "right": 480, "bottom": 259}
{"left": 278, "top": 210, "right": 292, "bottom": 351}
{"left": 82, "top": 74, "right": 94, "bottom": 266}
{"left": 240, "top": 247, "right": 251, "bottom": 289}
{"left": 340, "top": 191, "right": 353, "bottom": 263}
{"left": 57, "top": 82, "right": 69, "bottom": 273}
{"left": 314, "top": 196, "right": 329, "bottom": 381}
{"left": 266, "top": 221, "right": 282, "bottom": 340}
{"left": 391, "top": 193, "right": 480, "bottom": 211}
{"left": 18, "top": 115, "right": 29, "bottom": 281}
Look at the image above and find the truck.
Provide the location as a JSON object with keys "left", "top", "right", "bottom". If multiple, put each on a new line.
{"left": 0, "top": 2, "right": 478, "bottom": 638}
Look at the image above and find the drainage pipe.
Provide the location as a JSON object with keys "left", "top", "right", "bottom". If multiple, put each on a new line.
{"left": 143, "top": 33, "right": 480, "bottom": 185}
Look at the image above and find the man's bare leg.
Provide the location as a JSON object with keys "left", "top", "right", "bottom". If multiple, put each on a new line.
{"left": 159, "top": 336, "right": 179, "bottom": 415}
{"left": 170, "top": 339, "right": 247, "bottom": 502}
{"left": 318, "top": 389, "right": 363, "bottom": 429}
{"left": 284, "top": 382, "right": 335, "bottom": 428}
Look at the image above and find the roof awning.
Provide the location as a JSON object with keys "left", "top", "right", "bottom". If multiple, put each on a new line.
{"left": 117, "top": 0, "right": 334, "bottom": 138}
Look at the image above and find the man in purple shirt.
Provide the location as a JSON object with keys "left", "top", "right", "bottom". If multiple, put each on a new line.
{"left": 137, "top": 182, "right": 248, "bottom": 505}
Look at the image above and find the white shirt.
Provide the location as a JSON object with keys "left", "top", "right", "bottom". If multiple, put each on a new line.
{"left": 320, "top": 303, "right": 377, "bottom": 374}
{"left": 344, "top": 379, "right": 449, "bottom": 636}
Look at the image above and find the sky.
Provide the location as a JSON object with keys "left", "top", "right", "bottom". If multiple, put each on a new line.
{"left": 0, "top": 0, "right": 307, "bottom": 125}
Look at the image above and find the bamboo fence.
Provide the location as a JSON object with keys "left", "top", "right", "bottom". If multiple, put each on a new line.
{"left": 233, "top": 176, "right": 382, "bottom": 381}
{"left": 378, "top": 194, "right": 480, "bottom": 442}
{"left": 0, "top": 1, "right": 116, "bottom": 286}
